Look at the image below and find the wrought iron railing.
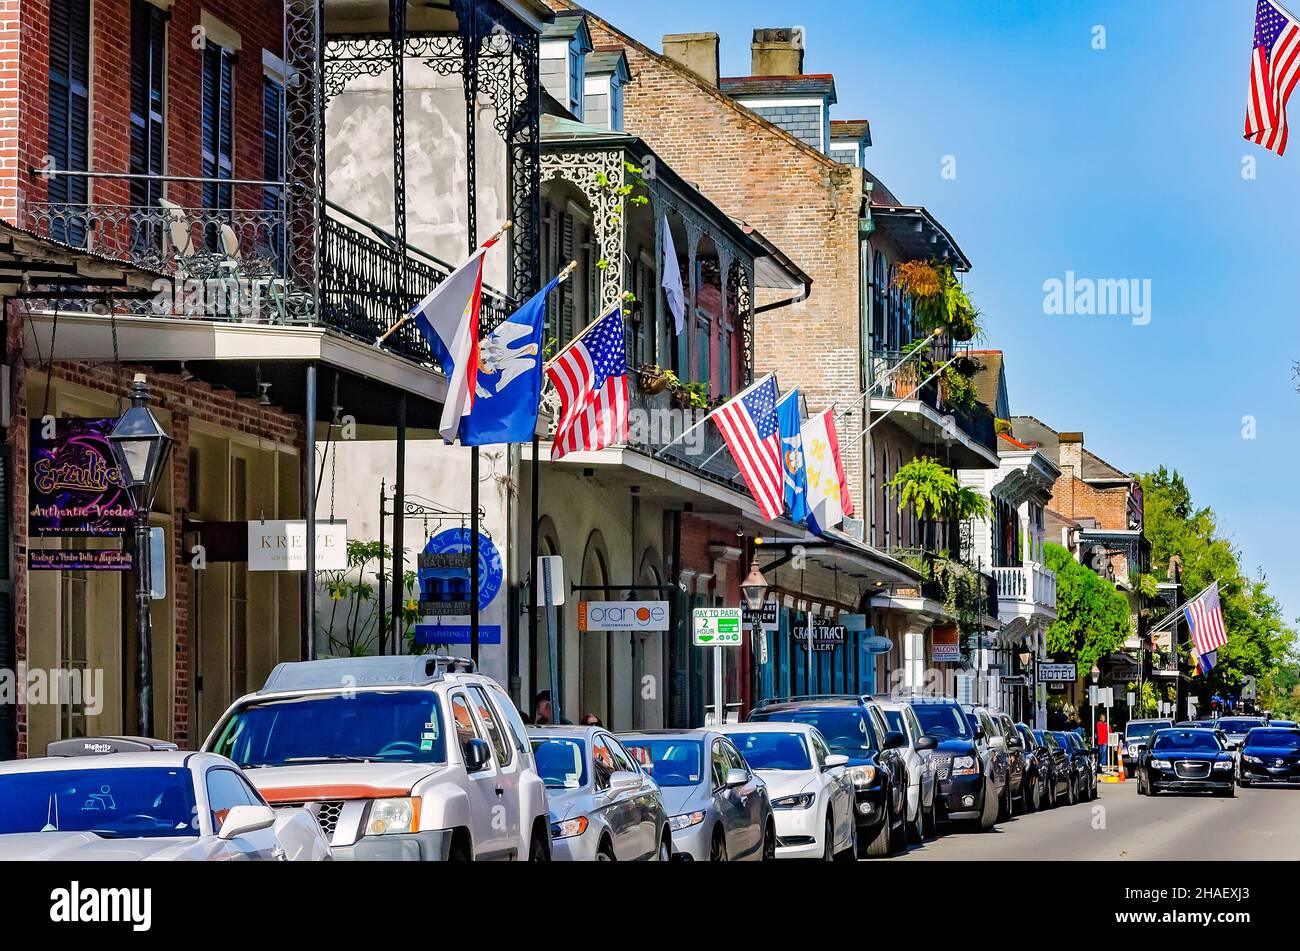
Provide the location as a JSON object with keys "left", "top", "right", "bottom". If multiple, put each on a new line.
{"left": 868, "top": 348, "right": 998, "bottom": 456}
{"left": 992, "top": 562, "right": 1057, "bottom": 611}
{"left": 624, "top": 373, "right": 750, "bottom": 495}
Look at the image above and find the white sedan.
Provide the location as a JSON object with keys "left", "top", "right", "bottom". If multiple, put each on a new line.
{"left": 0, "top": 746, "right": 330, "bottom": 861}
{"left": 716, "top": 722, "right": 856, "bottom": 860}
{"left": 879, "top": 700, "right": 938, "bottom": 842}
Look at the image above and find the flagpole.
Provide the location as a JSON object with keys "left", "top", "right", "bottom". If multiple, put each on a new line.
{"left": 373, "top": 219, "right": 513, "bottom": 347}
{"left": 652, "top": 371, "right": 778, "bottom": 459}
{"left": 835, "top": 328, "right": 945, "bottom": 424}
{"left": 843, "top": 352, "right": 964, "bottom": 447}
{"left": 1145, "top": 579, "right": 1219, "bottom": 640}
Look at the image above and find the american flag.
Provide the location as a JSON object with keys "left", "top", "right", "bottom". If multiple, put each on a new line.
{"left": 546, "top": 307, "right": 629, "bottom": 460}
{"left": 711, "top": 375, "right": 784, "bottom": 521}
{"left": 1184, "top": 581, "right": 1229, "bottom": 657}
{"left": 1245, "top": 0, "right": 1300, "bottom": 155}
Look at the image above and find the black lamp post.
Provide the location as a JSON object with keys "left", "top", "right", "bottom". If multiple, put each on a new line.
{"left": 1018, "top": 645, "right": 1034, "bottom": 725}
{"left": 741, "top": 557, "right": 769, "bottom": 710}
{"left": 108, "top": 373, "right": 173, "bottom": 737}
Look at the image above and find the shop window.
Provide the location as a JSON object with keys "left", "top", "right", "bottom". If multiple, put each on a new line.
{"left": 59, "top": 570, "right": 88, "bottom": 737}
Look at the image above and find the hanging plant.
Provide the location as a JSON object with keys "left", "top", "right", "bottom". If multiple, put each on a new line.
{"left": 889, "top": 456, "right": 991, "bottom": 523}
{"left": 895, "top": 260, "right": 983, "bottom": 342}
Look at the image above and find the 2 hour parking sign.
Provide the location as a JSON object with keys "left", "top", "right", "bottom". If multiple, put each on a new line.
{"left": 692, "top": 606, "right": 743, "bottom": 646}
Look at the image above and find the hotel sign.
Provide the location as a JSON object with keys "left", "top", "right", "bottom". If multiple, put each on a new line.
{"left": 247, "top": 520, "right": 347, "bottom": 571}
{"left": 28, "top": 418, "right": 134, "bottom": 537}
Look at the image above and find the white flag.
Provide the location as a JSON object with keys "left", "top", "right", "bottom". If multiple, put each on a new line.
{"left": 661, "top": 213, "right": 686, "bottom": 334}
{"left": 800, "top": 408, "right": 853, "bottom": 533}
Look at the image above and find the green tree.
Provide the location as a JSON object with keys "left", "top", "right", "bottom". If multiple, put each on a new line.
{"left": 1043, "top": 542, "right": 1132, "bottom": 670}
{"left": 1139, "top": 467, "right": 1296, "bottom": 710}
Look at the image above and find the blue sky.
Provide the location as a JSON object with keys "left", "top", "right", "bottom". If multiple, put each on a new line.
{"left": 586, "top": 0, "right": 1300, "bottom": 623}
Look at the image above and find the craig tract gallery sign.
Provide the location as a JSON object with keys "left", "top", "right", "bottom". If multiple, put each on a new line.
{"left": 28, "top": 418, "right": 133, "bottom": 537}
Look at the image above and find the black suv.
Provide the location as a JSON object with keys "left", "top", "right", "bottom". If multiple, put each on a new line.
{"left": 1052, "top": 730, "right": 1098, "bottom": 801}
{"left": 1032, "top": 729, "right": 1075, "bottom": 806}
{"left": 748, "top": 695, "right": 908, "bottom": 857}
{"left": 907, "top": 697, "right": 1004, "bottom": 831}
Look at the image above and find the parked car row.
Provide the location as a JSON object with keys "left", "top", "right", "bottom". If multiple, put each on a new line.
{"left": 1129, "top": 719, "right": 1300, "bottom": 795}
{"left": 0, "top": 656, "right": 1110, "bottom": 862}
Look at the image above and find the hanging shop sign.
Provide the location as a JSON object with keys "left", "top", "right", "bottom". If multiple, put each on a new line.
{"left": 28, "top": 549, "right": 133, "bottom": 571}
{"left": 1039, "top": 662, "right": 1078, "bottom": 683}
{"left": 742, "top": 600, "right": 779, "bottom": 632}
{"left": 417, "top": 528, "right": 502, "bottom": 618}
{"left": 931, "top": 624, "right": 961, "bottom": 662}
{"left": 692, "top": 607, "right": 743, "bottom": 646}
{"left": 28, "top": 418, "right": 134, "bottom": 537}
{"left": 579, "top": 600, "right": 670, "bottom": 632}
{"left": 247, "top": 520, "right": 347, "bottom": 571}
{"left": 793, "top": 624, "right": 846, "bottom": 652}
{"left": 861, "top": 633, "right": 893, "bottom": 654}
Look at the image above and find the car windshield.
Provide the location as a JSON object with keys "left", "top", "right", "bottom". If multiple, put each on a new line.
{"left": 724, "top": 732, "right": 812, "bottom": 770}
{"left": 209, "top": 690, "right": 447, "bottom": 766}
{"left": 1217, "top": 719, "right": 1264, "bottom": 734}
{"left": 911, "top": 703, "right": 972, "bottom": 739}
{"left": 1152, "top": 731, "right": 1221, "bottom": 752}
{"left": 747, "top": 709, "right": 876, "bottom": 755}
{"left": 883, "top": 710, "right": 906, "bottom": 735}
{"left": 530, "top": 738, "right": 588, "bottom": 789}
{"left": 0, "top": 767, "right": 199, "bottom": 838}
{"left": 1124, "top": 721, "right": 1171, "bottom": 740}
{"left": 1244, "top": 730, "right": 1300, "bottom": 750}
{"left": 620, "top": 739, "right": 702, "bottom": 787}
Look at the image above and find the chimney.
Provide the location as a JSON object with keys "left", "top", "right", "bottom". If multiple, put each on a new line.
{"left": 751, "top": 27, "right": 804, "bottom": 76}
{"left": 663, "top": 32, "right": 719, "bottom": 86}
{"left": 1058, "top": 432, "right": 1084, "bottom": 475}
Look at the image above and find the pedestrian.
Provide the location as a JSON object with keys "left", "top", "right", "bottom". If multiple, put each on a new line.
{"left": 582, "top": 713, "right": 602, "bottom": 727}
{"left": 533, "top": 690, "right": 571, "bottom": 725}
{"left": 1096, "top": 713, "right": 1110, "bottom": 769}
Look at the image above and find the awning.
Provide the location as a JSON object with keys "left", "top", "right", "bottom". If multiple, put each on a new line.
{"left": 869, "top": 204, "right": 971, "bottom": 271}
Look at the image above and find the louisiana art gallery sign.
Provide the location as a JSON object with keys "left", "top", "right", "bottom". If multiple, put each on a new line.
{"left": 28, "top": 418, "right": 133, "bottom": 537}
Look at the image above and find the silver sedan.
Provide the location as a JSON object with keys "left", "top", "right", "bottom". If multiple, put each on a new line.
{"left": 528, "top": 726, "right": 671, "bottom": 861}
{"left": 620, "top": 730, "right": 775, "bottom": 861}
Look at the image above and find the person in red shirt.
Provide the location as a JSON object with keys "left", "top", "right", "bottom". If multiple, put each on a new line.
{"left": 1096, "top": 714, "right": 1110, "bottom": 769}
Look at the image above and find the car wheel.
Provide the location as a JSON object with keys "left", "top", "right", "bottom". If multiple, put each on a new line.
{"left": 710, "top": 826, "right": 728, "bottom": 863}
{"left": 1090, "top": 775, "right": 1099, "bottom": 801}
{"left": 977, "top": 778, "right": 998, "bottom": 832}
{"left": 922, "top": 793, "right": 937, "bottom": 839}
{"left": 998, "top": 780, "right": 1013, "bottom": 822}
{"left": 1238, "top": 775, "right": 1250, "bottom": 788}
{"left": 821, "top": 816, "right": 836, "bottom": 861}
{"left": 908, "top": 797, "right": 925, "bottom": 844}
{"left": 528, "top": 823, "right": 550, "bottom": 861}
{"left": 596, "top": 838, "right": 616, "bottom": 862}
{"left": 1045, "top": 775, "right": 1057, "bottom": 808}
{"left": 1066, "top": 776, "right": 1078, "bottom": 806}
{"left": 657, "top": 830, "right": 673, "bottom": 862}
{"left": 448, "top": 834, "right": 472, "bottom": 862}
{"left": 1025, "top": 774, "right": 1040, "bottom": 813}
{"left": 835, "top": 819, "right": 859, "bottom": 861}
{"left": 762, "top": 821, "right": 777, "bottom": 861}
{"left": 865, "top": 802, "right": 893, "bottom": 857}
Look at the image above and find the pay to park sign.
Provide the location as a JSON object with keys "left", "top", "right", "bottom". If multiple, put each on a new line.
{"left": 692, "top": 607, "right": 743, "bottom": 647}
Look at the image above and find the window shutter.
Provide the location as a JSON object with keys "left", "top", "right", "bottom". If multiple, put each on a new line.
{"left": 47, "top": 0, "right": 90, "bottom": 243}
{"left": 560, "top": 212, "right": 575, "bottom": 342}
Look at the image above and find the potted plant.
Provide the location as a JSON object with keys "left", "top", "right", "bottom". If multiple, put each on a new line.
{"left": 672, "top": 381, "right": 710, "bottom": 410}
{"left": 637, "top": 363, "right": 679, "bottom": 396}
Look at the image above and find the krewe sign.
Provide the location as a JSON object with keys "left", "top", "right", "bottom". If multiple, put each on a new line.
{"left": 248, "top": 520, "right": 347, "bottom": 571}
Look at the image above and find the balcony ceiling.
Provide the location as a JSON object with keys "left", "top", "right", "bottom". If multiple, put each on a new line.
{"left": 324, "top": 0, "right": 552, "bottom": 37}
{"left": 869, "top": 397, "right": 999, "bottom": 469}
{"left": 870, "top": 205, "right": 971, "bottom": 271}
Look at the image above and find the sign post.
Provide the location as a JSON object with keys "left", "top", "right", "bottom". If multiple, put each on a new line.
{"left": 693, "top": 607, "right": 743, "bottom": 725}
{"left": 541, "top": 556, "right": 563, "bottom": 725}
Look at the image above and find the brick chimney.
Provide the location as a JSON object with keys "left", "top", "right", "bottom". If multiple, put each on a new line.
{"left": 1058, "top": 432, "right": 1084, "bottom": 475}
{"left": 751, "top": 27, "right": 804, "bottom": 76}
{"left": 663, "top": 32, "right": 719, "bottom": 86}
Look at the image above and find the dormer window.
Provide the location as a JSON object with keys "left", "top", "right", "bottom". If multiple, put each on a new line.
{"left": 541, "top": 12, "right": 593, "bottom": 119}
{"left": 569, "top": 45, "right": 583, "bottom": 116}
{"left": 582, "top": 49, "right": 631, "bottom": 131}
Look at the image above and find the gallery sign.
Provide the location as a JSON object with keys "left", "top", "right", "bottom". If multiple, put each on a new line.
{"left": 417, "top": 528, "right": 503, "bottom": 620}
{"left": 28, "top": 549, "right": 133, "bottom": 571}
{"left": 28, "top": 418, "right": 134, "bottom": 537}
{"left": 579, "top": 600, "right": 670, "bottom": 632}
{"left": 247, "top": 520, "right": 347, "bottom": 571}
{"left": 742, "top": 600, "right": 779, "bottom": 632}
{"left": 792, "top": 624, "right": 846, "bottom": 652}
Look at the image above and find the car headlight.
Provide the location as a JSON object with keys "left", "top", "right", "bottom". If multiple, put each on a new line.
{"left": 365, "top": 797, "right": 421, "bottom": 835}
{"left": 952, "top": 755, "right": 979, "bottom": 775}
{"left": 847, "top": 765, "right": 877, "bottom": 789}
{"left": 1243, "top": 754, "right": 1261, "bottom": 764}
{"left": 550, "top": 816, "right": 589, "bottom": 839}
{"left": 1150, "top": 758, "right": 1171, "bottom": 769}
{"left": 669, "top": 811, "right": 706, "bottom": 831}
{"left": 1213, "top": 760, "right": 1233, "bottom": 771}
{"left": 772, "top": 793, "right": 815, "bottom": 810}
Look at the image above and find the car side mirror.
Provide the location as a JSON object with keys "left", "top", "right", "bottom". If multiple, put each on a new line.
{"left": 916, "top": 735, "right": 937, "bottom": 751}
{"left": 1007, "top": 737, "right": 1023, "bottom": 750}
{"left": 883, "top": 730, "right": 906, "bottom": 751}
{"left": 609, "top": 770, "right": 641, "bottom": 793}
{"left": 724, "top": 768, "right": 748, "bottom": 788}
{"left": 823, "top": 754, "right": 849, "bottom": 769}
{"left": 217, "top": 804, "right": 276, "bottom": 841}
{"left": 972, "top": 727, "right": 985, "bottom": 740}
{"left": 463, "top": 738, "right": 492, "bottom": 773}
{"left": 988, "top": 735, "right": 1005, "bottom": 750}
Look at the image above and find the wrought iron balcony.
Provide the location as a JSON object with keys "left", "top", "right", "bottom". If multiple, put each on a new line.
{"left": 991, "top": 562, "right": 1057, "bottom": 611}
{"left": 868, "top": 348, "right": 998, "bottom": 456}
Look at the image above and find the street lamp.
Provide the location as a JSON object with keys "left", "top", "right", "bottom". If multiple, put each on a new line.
{"left": 740, "top": 558, "right": 769, "bottom": 611}
{"left": 741, "top": 557, "right": 769, "bottom": 720}
{"left": 1017, "top": 645, "right": 1034, "bottom": 726}
{"left": 1090, "top": 663, "right": 1101, "bottom": 684}
{"left": 108, "top": 373, "right": 173, "bottom": 737}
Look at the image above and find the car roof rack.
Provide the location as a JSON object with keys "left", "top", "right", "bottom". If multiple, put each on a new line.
{"left": 258, "top": 654, "right": 476, "bottom": 694}
{"left": 46, "top": 736, "right": 179, "bottom": 757}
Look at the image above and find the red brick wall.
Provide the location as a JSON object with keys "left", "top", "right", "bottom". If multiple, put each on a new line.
{"left": 2, "top": 0, "right": 283, "bottom": 225}
{"left": 1048, "top": 472, "right": 1132, "bottom": 531}
{"left": 4, "top": 338, "right": 303, "bottom": 754}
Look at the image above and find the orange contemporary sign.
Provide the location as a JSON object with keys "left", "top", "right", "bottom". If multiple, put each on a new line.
{"left": 578, "top": 600, "right": 670, "bottom": 632}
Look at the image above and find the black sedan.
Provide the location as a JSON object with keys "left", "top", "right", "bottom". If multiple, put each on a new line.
{"left": 1136, "top": 728, "right": 1235, "bottom": 797}
{"left": 1032, "top": 729, "right": 1075, "bottom": 806}
{"left": 1238, "top": 727, "right": 1300, "bottom": 786}
{"left": 1051, "top": 730, "right": 1098, "bottom": 802}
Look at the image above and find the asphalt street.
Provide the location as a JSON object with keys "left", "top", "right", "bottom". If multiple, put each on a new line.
{"left": 887, "top": 781, "right": 1300, "bottom": 860}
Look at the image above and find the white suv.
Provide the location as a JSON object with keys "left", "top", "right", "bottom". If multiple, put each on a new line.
{"left": 202, "top": 655, "right": 550, "bottom": 861}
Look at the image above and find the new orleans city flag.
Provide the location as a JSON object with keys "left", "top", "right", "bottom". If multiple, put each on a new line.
{"left": 800, "top": 408, "right": 853, "bottom": 534}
